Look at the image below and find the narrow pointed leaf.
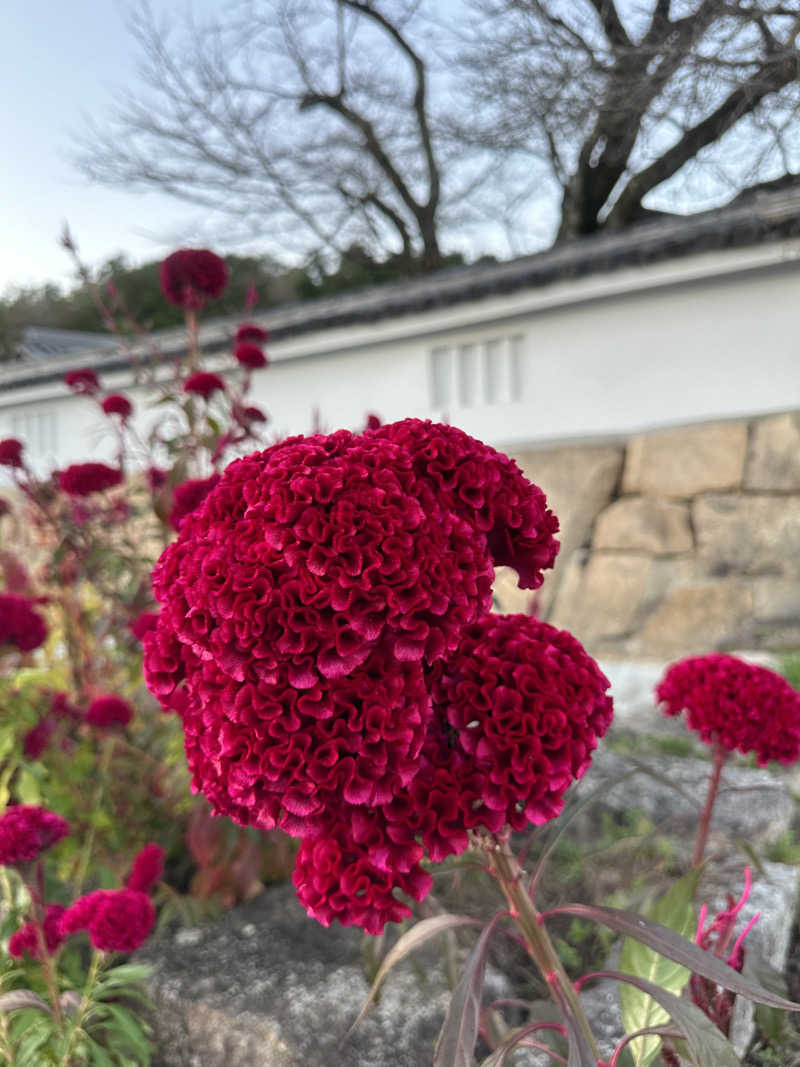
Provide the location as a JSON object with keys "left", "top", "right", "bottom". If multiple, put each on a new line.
{"left": 547, "top": 904, "right": 800, "bottom": 1011}
{"left": 347, "top": 914, "right": 482, "bottom": 1039}
{"left": 479, "top": 1022, "right": 568, "bottom": 1067}
{"left": 0, "top": 990, "right": 53, "bottom": 1014}
{"left": 434, "top": 913, "right": 506, "bottom": 1067}
{"left": 603, "top": 971, "right": 739, "bottom": 1067}
{"left": 564, "top": 1007, "right": 598, "bottom": 1067}
{"left": 619, "top": 868, "right": 701, "bottom": 1067}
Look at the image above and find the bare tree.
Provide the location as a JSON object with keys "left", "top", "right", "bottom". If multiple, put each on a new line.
{"left": 77, "top": 0, "right": 800, "bottom": 262}
{"left": 461, "top": 0, "right": 800, "bottom": 241}
{"left": 76, "top": 0, "right": 468, "bottom": 271}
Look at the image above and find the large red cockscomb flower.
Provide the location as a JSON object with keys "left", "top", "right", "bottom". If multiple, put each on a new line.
{"left": 60, "top": 888, "right": 155, "bottom": 952}
{"left": 656, "top": 654, "right": 800, "bottom": 766}
{"left": 235, "top": 323, "right": 269, "bottom": 344}
{"left": 168, "top": 474, "right": 221, "bottom": 531}
{"left": 0, "top": 593, "right": 48, "bottom": 651}
{"left": 86, "top": 694, "right": 133, "bottom": 729}
{"left": 59, "top": 463, "right": 123, "bottom": 496}
{"left": 8, "top": 904, "right": 67, "bottom": 959}
{"left": 125, "top": 842, "right": 165, "bottom": 893}
{"left": 143, "top": 421, "right": 561, "bottom": 931}
{"left": 0, "top": 438, "right": 24, "bottom": 468}
{"left": 0, "top": 806, "right": 70, "bottom": 866}
{"left": 233, "top": 342, "right": 267, "bottom": 369}
{"left": 160, "top": 249, "right": 228, "bottom": 309}
{"left": 101, "top": 393, "right": 133, "bottom": 419}
{"left": 64, "top": 369, "right": 100, "bottom": 395}
{"left": 183, "top": 371, "right": 226, "bottom": 399}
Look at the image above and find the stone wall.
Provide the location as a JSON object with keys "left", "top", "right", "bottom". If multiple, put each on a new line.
{"left": 500, "top": 411, "right": 800, "bottom": 659}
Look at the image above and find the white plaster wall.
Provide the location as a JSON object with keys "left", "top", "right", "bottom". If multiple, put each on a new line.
{"left": 2, "top": 251, "right": 799, "bottom": 478}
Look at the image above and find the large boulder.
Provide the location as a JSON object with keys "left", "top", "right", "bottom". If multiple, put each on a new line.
{"left": 139, "top": 882, "right": 452, "bottom": 1067}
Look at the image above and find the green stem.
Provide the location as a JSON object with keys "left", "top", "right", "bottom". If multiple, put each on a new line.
{"left": 58, "top": 949, "right": 103, "bottom": 1067}
{"left": 486, "top": 835, "right": 600, "bottom": 1059}
{"left": 73, "top": 736, "right": 115, "bottom": 893}
{"left": 693, "top": 742, "right": 726, "bottom": 868}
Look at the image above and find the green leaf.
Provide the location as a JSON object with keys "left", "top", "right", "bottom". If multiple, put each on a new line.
{"left": 97, "top": 1002, "right": 152, "bottom": 1060}
{"left": 434, "top": 913, "right": 506, "bottom": 1067}
{"left": 0, "top": 989, "right": 53, "bottom": 1014}
{"left": 86, "top": 1036, "right": 116, "bottom": 1067}
{"left": 604, "top": 971, "right": 739, "bottom": 1067}
{"left": 545, "top": 903, "right": 800, "bottom": 1011}
{"left": 15, "top": 766, "right": 41, "bottom": 806}
{"left": 347, "top": 914, "right": 482, "bottom": 1039}
{"left": 619, "top": 868, "right": 701, "bottom": 1067}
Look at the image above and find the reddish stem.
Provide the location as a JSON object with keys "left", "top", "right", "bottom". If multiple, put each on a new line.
{"left": 693, "top": 742, "right": 727, "bottom": 868}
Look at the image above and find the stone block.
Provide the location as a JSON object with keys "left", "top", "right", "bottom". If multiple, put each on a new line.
{"left": 549, "top": 552, "right": 652, "bottom": 645}
{"left": 753, "top": 578, "right": 800, "bottom": 623}
{"left": 694, "top": 493, "right": 800, "bottom": 578}
{"left": 632, "top": 580, "right": 754, "bottom": 657}
{"left": 745, "top": 412, "right": 800, "bottom": 491}
{"left": 512, "top": 444, "right": 624, "bottom": 613}
{"left": 593, "top": 497, "right": 693, "bottom": 555}
{"left": 622, "top": 422, "right": 748, "bottom": 498}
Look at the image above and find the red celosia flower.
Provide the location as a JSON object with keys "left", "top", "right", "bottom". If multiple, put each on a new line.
{"left": 143, "top": 421, "right": 562, "bottom": 930}
{"left": 147, "top": 466, "right": 168, "bottom": 491}
{"left": 235, "top": 323, "right": 269, "bottom": 344}
{"left": 125, "top": 842, "right": 165, "bottom": 893}
{"left": 0, "top": 806, "right": 70, "bottom": 866}
{"left": 0, "top": 593, "right": 48, "bottom": 651}
{"left": 690, "top": 869, "right": 760, "bottom": 1037}
{"left": 59, "top": 463, "right": 123, "bottom": 496}
{"left": 656, "top": 654, "right": 800, "bottom": 765}
{"left": 365, "top": 413, "right": 382, "bottom": 430}
{"left": 160, "top": 249, "right": 228, "bottom": 309}
{"left": 238, "top": 404, "right": 268, "bottom": 424}
{"left": 64, "top": 369, "right": 100, "bottom": 395}
{"left": 168, "top": 474, "right": 221, "bottom": 531}
{"left": 86, "top": 694, "right": 133, "bottom": 728}
{"left": 61, "top": 888, "right": 156, "bottom": 952}
{"left": 23, "top": 717, "right": 55, "bottom": 760}
{"left": 8, "top": 903, "right": 66, "bottom": 959}
{"left": 129, "top": 611, "right": 160, "bottom": 641}
{"left": 233, "top": 342, "right": 267, "bottom": 369}
{"left": 183, "top": 371, "right": 226, "bottom": 399}
{"left": 101, "top": 393, "right": 133, "bottom": 419}
{"left": 0, "top": 438, "right": 24, "bottom": 468}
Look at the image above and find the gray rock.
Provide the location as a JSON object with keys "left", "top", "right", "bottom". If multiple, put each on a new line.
{"left": 140, "top": 882, "right": 453, "bottom": 1067}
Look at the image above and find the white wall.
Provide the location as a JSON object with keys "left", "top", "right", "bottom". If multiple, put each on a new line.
{"left": 2, "top": 246, "right": 799, "bottom": 478}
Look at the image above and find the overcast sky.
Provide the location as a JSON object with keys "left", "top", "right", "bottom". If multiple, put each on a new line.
{"left": 1, "top": 0, "right": 230, "bottom": 295}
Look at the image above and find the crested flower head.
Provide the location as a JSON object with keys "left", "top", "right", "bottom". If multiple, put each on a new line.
{"left": 101, "top": 393, "right": 133, "bottom": 420}
{"left": 0, "top": 438, "right": 24, "bottom": 469}
{"left": 129, "top": 611, "right": 160, "bottom": 642}
{"left": 59, "top": 463, "right": 123, "bottom": 496}
{"left": 160, "top": 249, "right": 228, "bottom": 309}
{"left": 64, "top": 369, "right": 100, "bottom": 396}
{"left": 8, "top": 903, "right": 66, "bottom": 959}
{"left": 0, "top": 593, "right": 48, "bottom": 651}
{"left": 656, "top": 654, "right": 800, "bottom": 765}
{"left": 60, "top": 888, "right": 155, "bottom": 952}
{"left": 86, "top": 694, "right": 133, "bottom": 729}
{"left": 0, "top": 805, "right": 70, "bottom": 866}
{"left": 183, "top": 371, "right": 226, "bottom": 399}
{"left": 234, "top": 342, "right": 267, "bottom": 369}
{"left": 143, "top": 421, "right": 562, "bottom": 932}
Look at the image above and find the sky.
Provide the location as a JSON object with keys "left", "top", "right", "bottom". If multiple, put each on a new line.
{"left": 1, "top": 0, "right": 227, "bottom": 295}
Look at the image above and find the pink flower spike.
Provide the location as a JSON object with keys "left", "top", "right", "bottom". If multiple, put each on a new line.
{"left": 728, "top": 911, "right": 760, "bottom": 971}
{"left": 695, "top": 904, "right": 708, "bottom": 945}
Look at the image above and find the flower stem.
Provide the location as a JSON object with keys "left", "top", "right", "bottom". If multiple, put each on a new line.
{"left": 693, "top": 742, "right": 726, "bottom": 868}
{"left": 486, "top": 834, "right": 600, "bottom": 1059}
{"left": 58, "top": 949, "right": 103, "bottom": 1067}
